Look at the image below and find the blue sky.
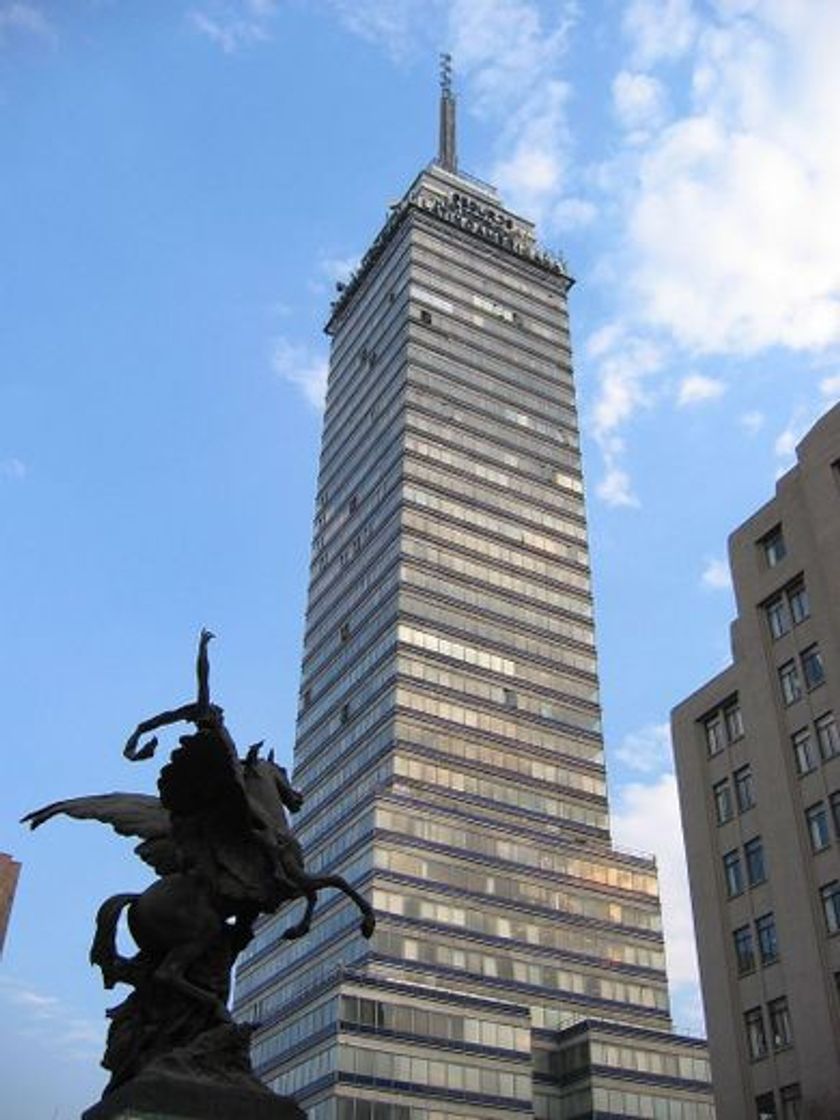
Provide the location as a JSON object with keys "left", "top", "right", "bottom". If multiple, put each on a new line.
{"left": 2, "top": 2, "right": 840, "bottom": 1115}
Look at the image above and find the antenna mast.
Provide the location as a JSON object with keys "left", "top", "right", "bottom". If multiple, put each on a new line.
{"left": 438, "top": 53, "right": 457, "bottom": 173}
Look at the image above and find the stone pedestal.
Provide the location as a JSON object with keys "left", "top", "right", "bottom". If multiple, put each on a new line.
{"left": 81, "top": 1072, "right": 307, "bottom": 1120}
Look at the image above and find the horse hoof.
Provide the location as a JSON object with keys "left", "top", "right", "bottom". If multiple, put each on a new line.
{"left": 361, "top": 915, "right": 376, "bottom": 939}
{"left": 282, "top": 925, "right": 306, "bottom": 941}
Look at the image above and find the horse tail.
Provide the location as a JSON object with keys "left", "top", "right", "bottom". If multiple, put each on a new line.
{"left": 91, "top": 893, "right": 137, "bottom": 989}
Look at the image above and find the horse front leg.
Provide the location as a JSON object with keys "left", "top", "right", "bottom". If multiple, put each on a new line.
{"left": 154, "top": 936, "right": 231, "bottom": 1022}
{"left": 304, "top": 874, "right": 376, "bottom": 939}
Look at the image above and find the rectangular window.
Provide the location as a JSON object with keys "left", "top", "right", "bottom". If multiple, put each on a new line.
{"left": 766, "top": 595, "right": 790, "bottom": 639}
{"left": 745, "top": 837, "right": 766, "bottom": 886}
{"left": 806, "top": 802, "right": 830, "bottom": 851}
{"left": 705, "top": 713, "right": 725, "bottom": 756}
{"left": 735, "top": 765, "right": 756, "bottom": 812}
{"left": 780, "top": 1084, "right": 802, "bottom": 1120}
{"left": 756, "top": 913, "right": 779, "bottom": 964}
{"left": 745, "top": 1007, "right": 768, "bottom": 1060}
{"left": 792, "top": 728, "right": 817, "bottom": 775}
{"left": 816, "top": 713, "right": 840, "bottom": 760}
{"left": 768, "top": 997, "right": 793, "bottom": 1049}
{"left": 756, "top": 1092, "right": 777, "bottom": 1119}
{"left": 788, "top": 582, "right": 810, "bottom": 624}
{"left": 733, "top": 925, "right": 755, "bottom": 974}
{"left": 831, "top": 792, "right": 840, "bottom": 838}
{"left": 762, "top": 526, "right": 787, "bottom": 567}
{"left": 714, "top": 779, "right": 734, "bottom": 824}
{"left": 802, "top": 645, "right": 826, "bottom": 690}
{"left": 779, "top": 661, "right": 802, "bottom": 706}
{"left": 724, "top": 850, "right": 744, "bottom": 897}
{"left": 820, "top": 881, "right": 840, "bottom": 933}
{"left": 725, "top": 702, "right": 744, "bottom": 741}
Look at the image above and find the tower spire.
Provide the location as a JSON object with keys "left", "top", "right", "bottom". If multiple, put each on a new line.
{"left": 438, "top": 52, "right": 457, "bottom": 173}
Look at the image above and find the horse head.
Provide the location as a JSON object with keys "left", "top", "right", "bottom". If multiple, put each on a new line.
{"left": 242, "top": 744, "right": 304, "bottom": 815}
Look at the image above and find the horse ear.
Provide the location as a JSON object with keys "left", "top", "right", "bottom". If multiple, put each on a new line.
{"left": 245, "top": 741, "right": 263, "bottom": 765}
{"left": 268, "top": 748, "right": 275, "bottom": 763}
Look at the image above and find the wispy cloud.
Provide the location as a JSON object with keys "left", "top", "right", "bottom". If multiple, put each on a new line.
{"left": 0, "top": 2, "right": 55, "bottom": 47}
{"left": 677, "top": 373, "right": 725, "bottom": 408}
{"left": 614, "top": 721, "right": 672, "bottom": 774}
{"left": 1, "top": 456, "right": 26, "bottom": 480}
{"left": 0, "top": 976, "right": 102, "bottom": 1061}
{"left": 187, "top": 0, "right": 279, "bottom": 53}
{"left": 701, "top": 556, "right": 732, "bottom": 592}
{"left": 739, "top": 410, "right": 765, "bottom": 436}
{"left": 271, "top": 336, "right": 328, "bottom": 409}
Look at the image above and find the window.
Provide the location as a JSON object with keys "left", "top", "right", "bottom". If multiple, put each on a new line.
{"left": 820, "top": 881, "right": 840, "bottom": 933}
{"left": 725, "top": 702, "right": 745, "bottom": 741}
{"left": 816, "top": 713, "right": 840, "bottom": 760}
{"left": 779, "top": 661, "right": 802, "bottom": 705}
{"left": 340, "top": 621, "right": 351, "bottom": 643}
{"left": 347, "top": 493, "right": 359, "bottom": 515}
{"left": 831, "top": 792, "right": 840, "bottom": 838}
{"left": 792, "top": 728, "right": 817, "bottom": 775}
{"left": 745, "top": 837, "right": 766, "bottom": 885}
{"left": 756, "top": 913, "right": 779, "bottom": 964}
{"left": 762, "top": 526, "right": 787, "bottom": 567}
{"left": 756, "top": 1092, "right": 777, "bottom": 1119}
{"left": 768, "top": 997, "right": 792, "bottom": 1049}
{"left": 806, "top": 802, "right": 830, "bottom": 851}
{"left": 780, "top": 1084, "right": 802, "bottom": 1120}
{"left": 733, "top": 925, "right": 755, "bottom": 974}
{"left": 735, "top": 766, "right": 755, "bottom": 812}
{"left": 788, "top": 582, "right": 809, "bottom": 624}
{"left": 802, "top": 645, "right": 825, "bottom": 690}
{"left": 420, "top": 309, "right": 432, "bottom": 325}
{"left": 745, "top": 1007, "right": 768, "bottom": 1059}
{"left": 724, "top": 850, "right": 744, "bottom": 897}
{"left": 714, "top": 779, "right": 734, "bottom": 824}
{"left": 340, "top": 702, "right": 350, "bottom": 725}
{"left": 766, "top": 595, "right": 790, "bottom": 639}
{"left": 705, "top": 713, "right": 725, "bottom": 755}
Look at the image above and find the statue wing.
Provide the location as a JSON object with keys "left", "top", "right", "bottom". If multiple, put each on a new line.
{"left": 22, "top": 793, "right": 178, "bottom": 875}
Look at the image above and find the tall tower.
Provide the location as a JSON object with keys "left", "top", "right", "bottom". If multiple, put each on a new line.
{"left": 673, "top": 404, "right": 840, "bottom": 1119}
{"left": 235, "top": 71, "right": 714, "bottom": 1120}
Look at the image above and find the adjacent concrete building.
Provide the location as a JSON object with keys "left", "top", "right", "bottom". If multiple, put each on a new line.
{"left": 673, "top": 403, "right": 840, "bottom": 1118}
{"left": 0, "top": 852, "right": 21, "bottom": 956}
{"left": 234, "top": 74, "right": 714, "bottom": 1119}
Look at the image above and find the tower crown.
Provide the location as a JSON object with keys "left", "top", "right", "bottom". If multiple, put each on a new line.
{"left": 437, "top": 52, "right": 457, "bottom": 173}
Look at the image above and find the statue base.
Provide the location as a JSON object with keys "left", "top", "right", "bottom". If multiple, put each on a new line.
{"left": 81, "top": 1071, "right": 307, "bottom": 1120}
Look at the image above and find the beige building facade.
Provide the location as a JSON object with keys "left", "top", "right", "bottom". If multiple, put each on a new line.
{"left": 673, "top": 404, "right": 840, "bottom": 1119}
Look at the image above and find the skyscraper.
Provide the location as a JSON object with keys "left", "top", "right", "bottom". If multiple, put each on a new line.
{"left": 235, "top": 72, "right": 714, "bottom": 1120}
{"left": 673, "top": 404, "right": 840, "bottom": 1119}
{"left": 0, "top": 852, "right": 20, "bottom": 957}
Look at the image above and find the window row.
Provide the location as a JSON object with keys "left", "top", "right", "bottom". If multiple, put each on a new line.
{"left": 251, "top": 996, "right": 337, "bottom": 1068}
{"left": 340, "top": 995, "right": 529, "bottom": 1052}
{"left": 375, "top": 847, "right": 663, "bottom": 932}
{"left": 733, "top": 913, "right": 779, "bottom": 974}
{"left": 764, "top": 578, "right": 809, "bottom": 639}
{"left": 791, "top": 711, "right": 840, "bottom": 773}
{"left": 373, "top": 887, "right": 665, "bottom": 972}
{"left": 337, "top": 1043, "right": 530, "bottom": 1100}
{"left": 392, "top": 753, "right": 607, "bottom": 831}
{"left": 332, "top": 1099, "right": 478, "bottom": 1120}
{"left": 744, "top": 997, "right": 793, "bottom": 1060}
{"left": 723, "top": 837, "right": 766, "bottom": 897}
{"left": 704, "top": 700, "right": 744, "bottom": 756}
{"left": 538, "top": 1086, "right": 714, "bottom": 1120}
{"left": 779, "top": 644, "right": 825, "bottom": 705}
{"left": 375, "top": 806, "right": 657, "bottom": 896}
{"left": 374, "top": 929, "right": 669, "bottom": 1011}
{"left": 713, "top": 765, "right": 755, "bottom": 824}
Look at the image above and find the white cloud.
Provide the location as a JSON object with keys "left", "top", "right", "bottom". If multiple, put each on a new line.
{"left": 701, "top": 556, "right": 732, "bottom": 591}
{"left": 820, "top": 374, "right": 840, "bottom": 400}
{"left": 0, "top": 2, "right": 55, "bottom": 46}
{"left": 187, "top": 0, "right": 279, "bottom": 53}
{"left": 623, "top": 0, "right": 698, "bottom": 68}
{"left": 739, "top": 409, "right": 765, "bottom": 435}
{"left": 0, "top": 976, "right": 102, "bottom": 1060}
{"left": 612, "top": 70, "right": 668, "bottom": 132}
{"left": 615, "top": 721, "right": 672, "bottom": 773}
{"left": 676, "top": 373, "right": 725, "bottom": 407}
{"left": 1, "top": 456, "right": 26, "bottom": 480}
{"left": 271, "top": 337, "right": 328, "bottom": 409}
{"left": 597, "top": 465, "right": 639, "bottom": 509}
{"left": 611, "top": 772, "right": 701, "bottom": 992}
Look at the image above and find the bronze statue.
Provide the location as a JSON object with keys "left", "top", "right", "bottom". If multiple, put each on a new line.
{"left": 22, "top": 630, "right": 374, "bottom": 1107}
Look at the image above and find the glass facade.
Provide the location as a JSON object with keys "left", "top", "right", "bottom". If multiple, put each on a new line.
{"left": 233, "top": 149, "right": 712, "bottom": 1117}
